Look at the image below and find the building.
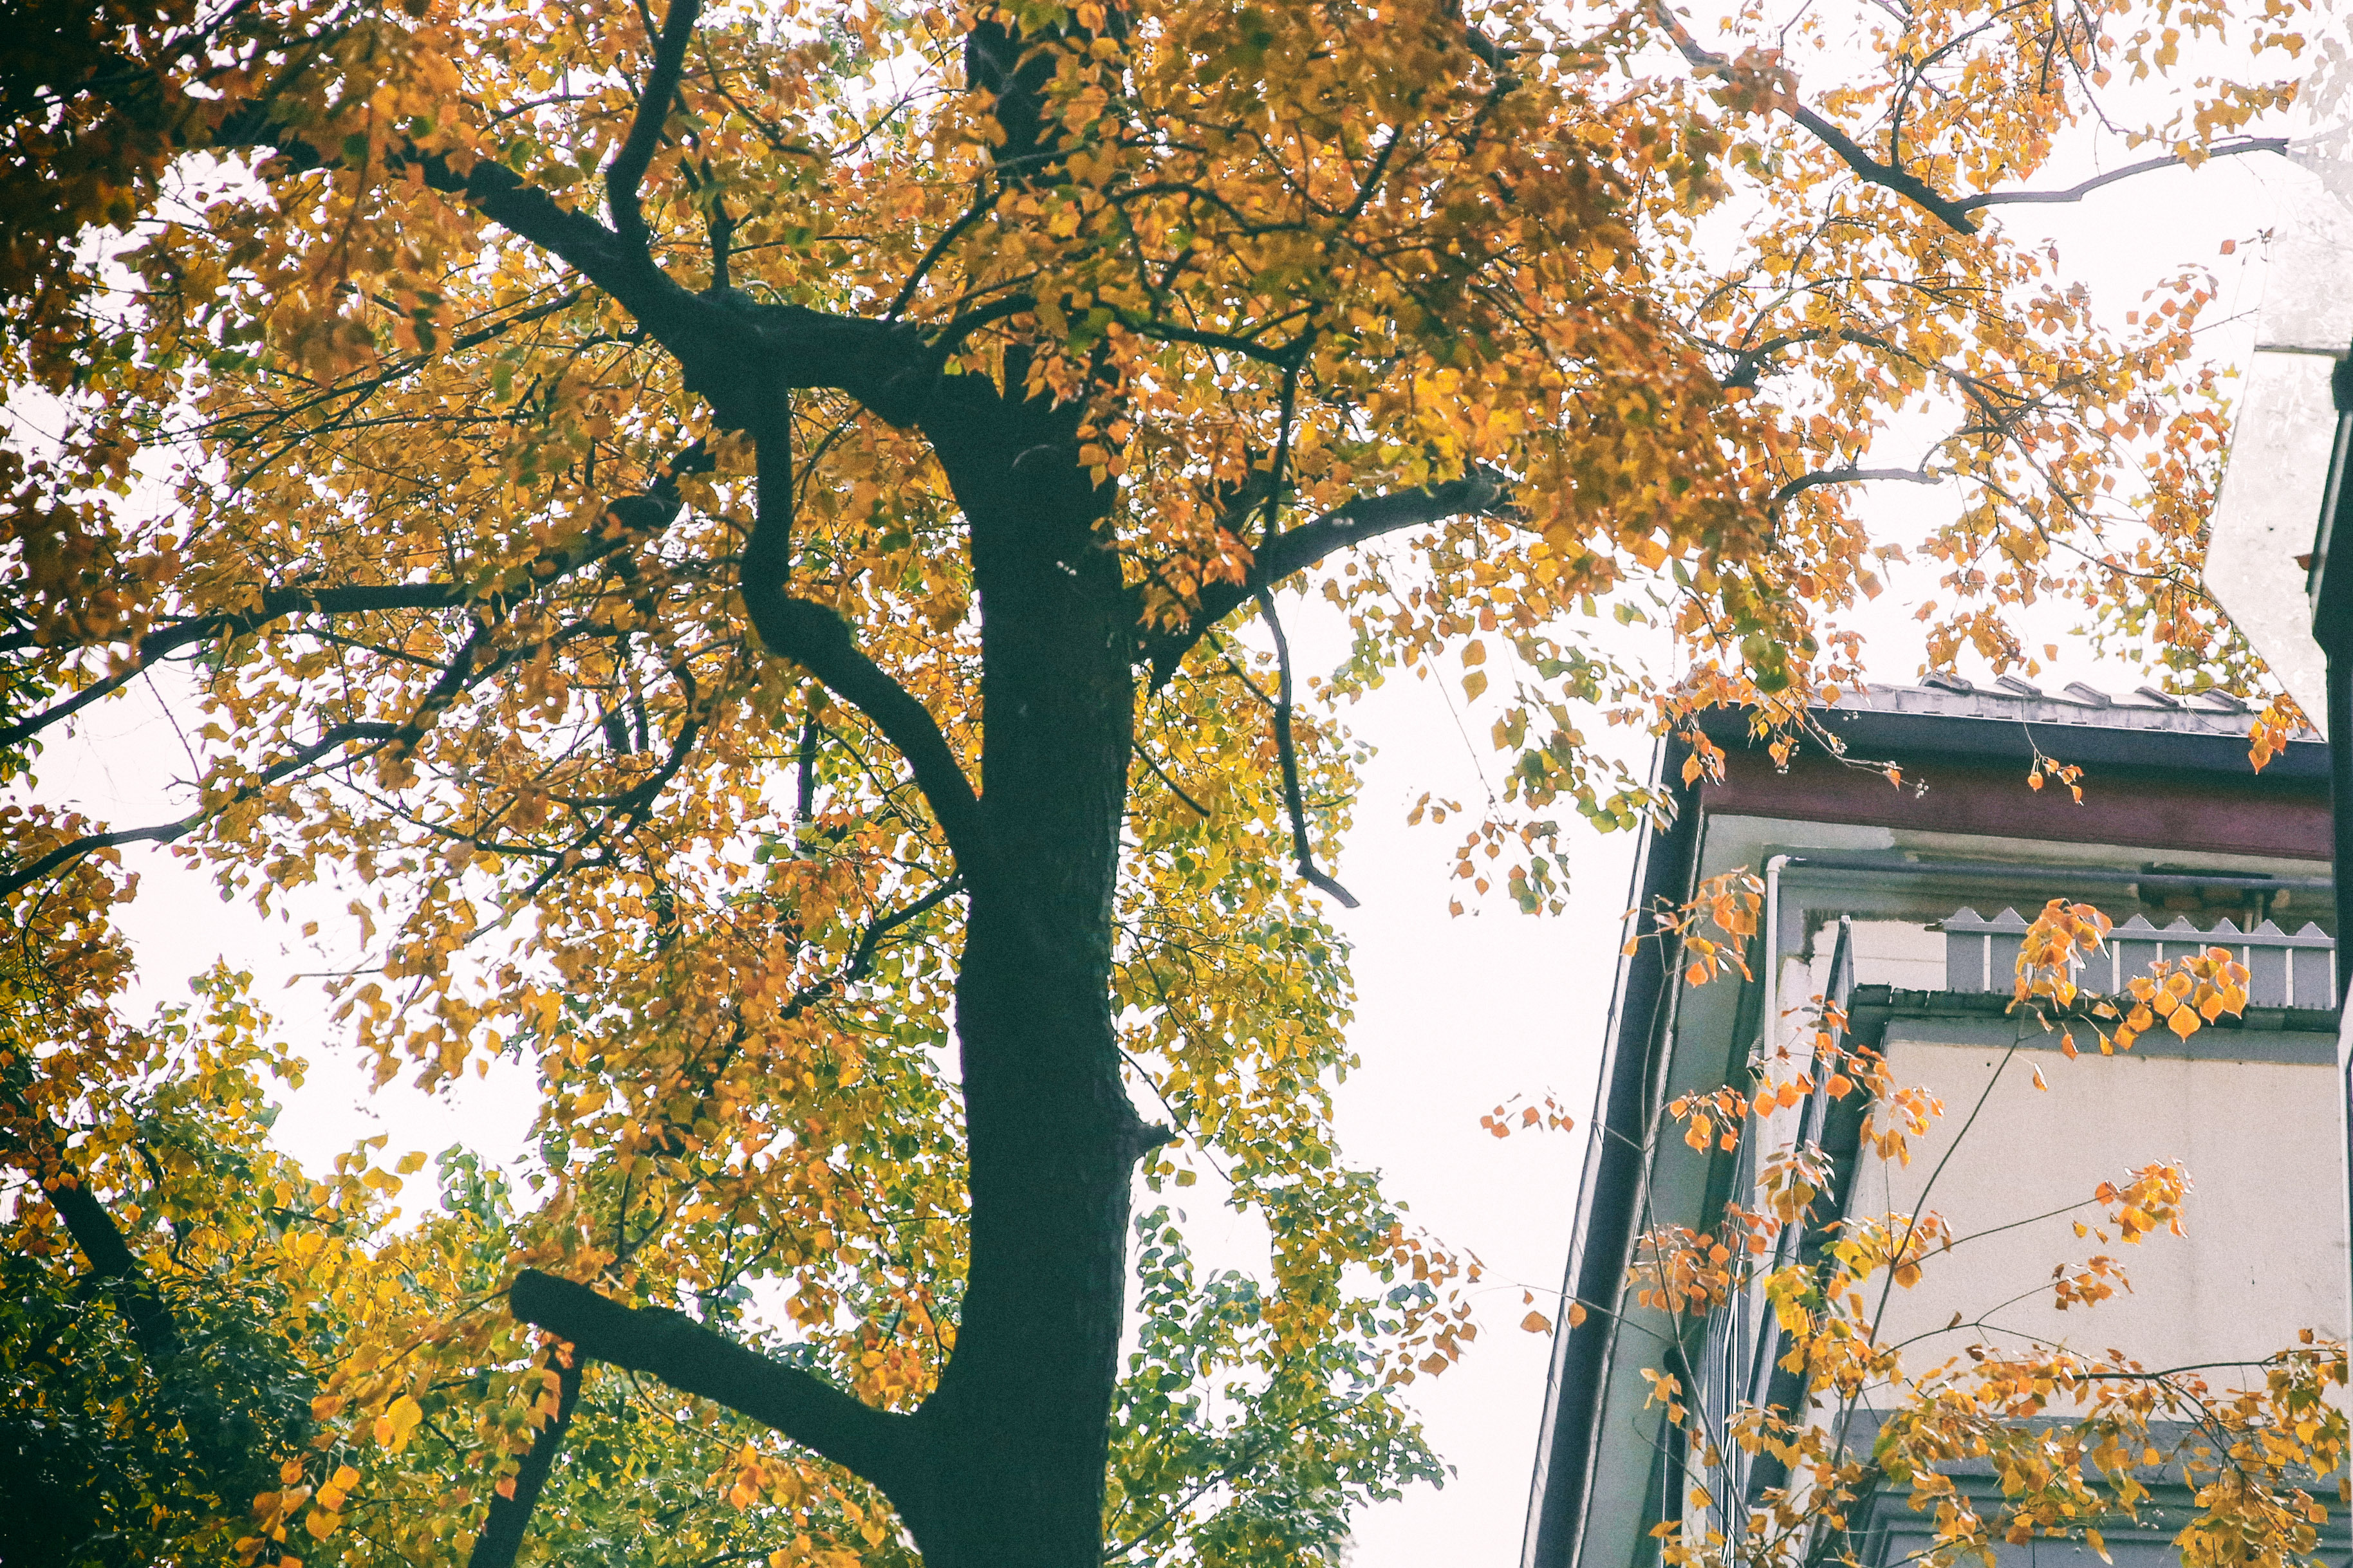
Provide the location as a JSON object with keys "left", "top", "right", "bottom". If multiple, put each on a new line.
{"left": 1521, "top": 678, "right": 2348, "bottom": 1568}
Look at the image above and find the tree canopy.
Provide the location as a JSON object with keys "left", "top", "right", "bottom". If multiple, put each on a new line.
{"left": 0, "top": 0, "right": 2328, "bottom": 1562}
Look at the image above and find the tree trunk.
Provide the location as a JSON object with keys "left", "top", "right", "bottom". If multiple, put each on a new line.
{"left": 895, "top": 385, "right": 1146, "bottom": 1565}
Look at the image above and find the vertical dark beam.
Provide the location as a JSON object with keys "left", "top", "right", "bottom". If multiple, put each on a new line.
{"left": 2335, "top": 652, "right": 2353, "bottom": 982}
{"left": 2309, "top": 344, "right": 2353, "bottom": 1352}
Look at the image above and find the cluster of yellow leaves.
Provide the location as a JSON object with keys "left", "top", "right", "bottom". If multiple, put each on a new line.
{"left": 2013, "top": 898, "right": 2253, "bottom": 1054}
{"left": 1637, "top": 869, "right": 1766, "bottom": 990}
{"left": 2112, "top": 950, "right": 2251, "bottom": 1049}
{"left": 2247, "top": 693, "right": 2308, "bottom": 772}
{"left": 2090, "top": 1161, "right": 2191, "bottom": 1245}
{"left": 2026, "top": 749, "right": 2086, "bottom": 803}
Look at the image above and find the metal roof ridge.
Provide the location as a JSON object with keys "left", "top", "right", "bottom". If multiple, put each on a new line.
{"left": 1816, "top": 679, "right": 2323, "bottom": 743}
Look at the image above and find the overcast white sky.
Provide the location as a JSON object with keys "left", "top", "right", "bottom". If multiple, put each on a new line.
{"left": 19, "top": 77, "right": 2329, "bottom": 1568}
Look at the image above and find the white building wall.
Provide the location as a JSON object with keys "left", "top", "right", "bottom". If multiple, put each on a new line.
{"left": 1850, "top": 1024, "right": 2346, "bottom": 1385}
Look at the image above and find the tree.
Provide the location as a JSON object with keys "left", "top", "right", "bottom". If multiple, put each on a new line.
{"left": 1606, "top": 891, "right": 2348, "bottom": 1568}
{"left": 0, "top": 0, "right": 2321, "bottom": 1562}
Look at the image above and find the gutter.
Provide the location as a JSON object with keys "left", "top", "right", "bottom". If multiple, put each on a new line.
{"left": 1766, "top": 850, "right": 2332, "bottom": 899}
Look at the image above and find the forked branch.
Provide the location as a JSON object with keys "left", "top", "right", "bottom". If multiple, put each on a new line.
{"left": 1650, "top": 6, "right": 1979, "bottom": 232}
{"left": 1651, "top": 5, "right": 2289, "bottom": 235}
{"left": 1143, "top": 470, "right": 1511, "bottom": 687}
{"left": 507, "top": 1270, "right": 915, "bottom": 1493}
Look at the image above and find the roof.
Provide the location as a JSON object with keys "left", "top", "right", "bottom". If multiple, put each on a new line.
{"left": 1845, "top": 674, "right": 2274, "bottom": 733}
{"left": 1697, "top": 678, "right": 2330, "bottom": 782}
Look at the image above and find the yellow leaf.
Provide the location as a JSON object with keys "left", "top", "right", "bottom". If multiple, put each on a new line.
{"left": 378, "top": 1394, "right": 423, "bottom": 1453}
{"left": 1521, "top": 1311, "right": 1553, "bottom": 1333}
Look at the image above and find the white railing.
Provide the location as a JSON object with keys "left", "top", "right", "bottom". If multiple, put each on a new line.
{"left": 1942, "top": 908, "right": 2335, "bottom": 1010}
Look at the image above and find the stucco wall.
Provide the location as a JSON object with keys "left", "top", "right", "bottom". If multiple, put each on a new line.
{"left": 1847, "top": 1020, "right": 2346, "bottom": 1384}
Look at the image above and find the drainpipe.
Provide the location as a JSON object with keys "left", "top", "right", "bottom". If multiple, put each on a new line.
{"left": 1760, "top": 855, "right": 1790, "bottom": 1060}
{"left": 2313, "top": 346, "right": 2353, "bottom": 1349}
{"left": 2320, "top": 351, "right": 2353, "bottom": 973}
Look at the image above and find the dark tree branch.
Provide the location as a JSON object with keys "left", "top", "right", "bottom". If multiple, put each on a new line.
{"left": 1773, "top": 464, "right": 1945, "bottom": 504}
{"left": 608, "top": 0, "right": 703, "bottom": 245}
{"left": 214, "top": 95, "right": 987, "bottom": 444}
{"left": 1253, "top": 591, "right": 1358, "bottom": 910}
{"left": 741, "top": 602, "right": 984, "bottom": 876}
{"left": 190, "top": 61, "right": 957, "bottom": 432}
{"left": 1133, "top": 744, "right": 1212, "bottom": 822}
{"left": 1647, "top": 4, "right": 1978, "bottom": 229}
{"left": 738, "top": 414, "right": 987, "bottom": 881}
{"left": 0, "top": 662, "right": 147, "bottom": 753}
{"left": 206, "top": 287, "right": 585, "bottom": 452}
{"left": 744, "top": 406, "right": 795, "bottom": 591}
{"left": 48, "top": 1177, "right": 178, "bottom": 1360}
{"left": 465, "top": 1349, "right": 587, "bottom": 1568}
{"left": 777, "top": 877, "right": 965, "bottom": 1023}
{"left": 507, "top": 1271, "right": 915, "bottom": 1493}
{"left": 0, "top": 721, "right": 404, "bottom": 898}
{"left": 795, "top": 712, "right": 821, "bottom": 823}
{"left": 1954, "top": 137, "right": 2289, "bottom": 211}
{"left": 1781, "top": 100, "right": 1979, "bottom": 233}
{"left": 0, "top": 442, "right": 711, "bottom": 755}
{"left": 1654, "top": 6, "right": 2289, "bottom": 235}
{"left": 427, "top": 150, "right": 953, "bottom": 426}
{"left": 1142, "top": 470, "right": 1510, "bottom": 688}
{"left": 0, "top": 1083, "right": 179, "bottom": 1361}
{"left": 884, "top": 182, "right": 998, "bottom": 320}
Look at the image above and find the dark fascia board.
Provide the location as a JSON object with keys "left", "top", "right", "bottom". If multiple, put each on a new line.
{"left": 1698, "top": 703, "right": 2330, "bottom": 784}
{"left": 1521, "top": 744, "right": 1704, "bottom": 1568}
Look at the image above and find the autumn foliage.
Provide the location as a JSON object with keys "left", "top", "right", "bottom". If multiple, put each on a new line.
{"left": 0, "top": 0, "right": 2336, "bottom": 1561}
